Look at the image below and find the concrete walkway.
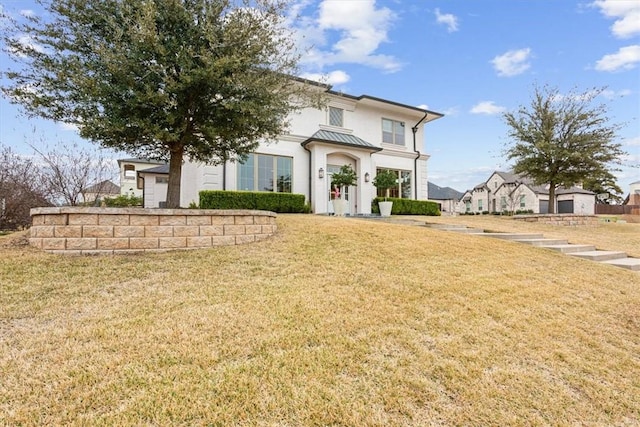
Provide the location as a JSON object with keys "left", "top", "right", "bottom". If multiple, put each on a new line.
{"left": 424, "top": 223, "right": 640, "bottom": 272}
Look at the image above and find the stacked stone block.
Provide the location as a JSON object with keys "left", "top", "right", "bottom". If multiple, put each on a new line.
{"left": 514, "top": 214, "right": 598, "bottom": 226}
{"left": 29, "top": 207, "right": 277, "bottom": 255}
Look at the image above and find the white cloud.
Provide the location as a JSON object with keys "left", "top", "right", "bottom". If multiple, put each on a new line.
{"left": 299, "top": 70, "right": 350, "bottom": 86}
{"left": 491, "top": 48, "right": 532, "bottom": 77}
{"left": 592, "top": 0, "right": 640, "bottom": 38}
{"left": 624, "top": 136, "right": 640, "bottom": 146}
{"left": 434, "top": 8, "right": 459, "bottom": 33}
{"left": 601, "top": 88, "right": 632, "bottom": 98}
{"left": 293, "top": 0, "right": 402, "bottom": 73}
{"left": 20, "top": 9, "right": 35, "bottom": 18}
{"left": 595, "top": 45, "right": 640, "bottom": 71}
{"left": 470, "top": 101, "right": 505, "bottom": 115}
{"left": 58, "top": 122, "right": 79, "bottom": 132}
{"left": 9, "top": 34, "right": 45, "bottom": 58}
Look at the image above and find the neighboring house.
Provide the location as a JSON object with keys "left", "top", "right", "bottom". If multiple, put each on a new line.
{"left": 624, "top": 180, "right": 640, "bottom": 206}
{"left": 81, "top": 180, "right": 120, "bottom": 205}
{"left": 428, "top": 182, "right": 463, "bottom": 214}
{"left": 458, "top": 171, "right": 595, "bottom": 214}
{"left": 136, "top": 87, "right": 444, "bottom": 214}
{"left": 117, "top": 158, "right": 167, "bottom": 198}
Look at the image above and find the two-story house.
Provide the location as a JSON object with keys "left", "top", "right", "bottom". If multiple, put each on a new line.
{"left": 459, "top": 171, "right": 595, "bottom": 215}
{"left": 117, "top": 158, "right": 167, "bottom": 198}
{"left": 133, "top": 87, "right": 444, "bottom": 214}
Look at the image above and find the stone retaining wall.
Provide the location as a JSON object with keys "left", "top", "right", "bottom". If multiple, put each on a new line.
{"left": 513, "top": 214, "right": 598, "bottom": 226}
{"left": 30, "top": 207, "right": 277, "bottom": 255}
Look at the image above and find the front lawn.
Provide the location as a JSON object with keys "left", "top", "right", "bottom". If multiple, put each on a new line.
{"left": 1, "top": 215, "right": 639, "bottom": 425}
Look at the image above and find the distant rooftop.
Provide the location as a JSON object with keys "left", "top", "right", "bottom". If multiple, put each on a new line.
{"left": 428, "top": 182, "right": 464, "bottom": 201}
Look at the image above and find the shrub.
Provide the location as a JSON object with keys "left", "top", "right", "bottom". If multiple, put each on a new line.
{"left": 102, "top": 194, "right": 143, "bottom": 207}
{"left": 199, "top": 190, "right": 307, "bottom": 213}
{"left": 331, "top": 164, "right": 358, "bottom": 188}
{"left": 372, "top": 170, "right": 397, "bottom": 201}
{"left": 371, "top": 197, "right": 440, "bottom": 216}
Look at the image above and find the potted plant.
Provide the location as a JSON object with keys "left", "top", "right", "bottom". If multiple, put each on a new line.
{"left": 372, "top": 169, "right": 397, "bottom": 217}
{"left": 330, "top": 164, "right": 357, "bottom": 216}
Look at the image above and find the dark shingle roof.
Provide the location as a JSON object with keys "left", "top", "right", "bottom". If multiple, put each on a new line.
{"left": 428, "top": 182, "right": 464, "bottom": 201}
{"left": 118, "top": 158, "right": 166, "bottom": 165}
{"left": 138, "top": 164, "right": 170, "bottom": 174}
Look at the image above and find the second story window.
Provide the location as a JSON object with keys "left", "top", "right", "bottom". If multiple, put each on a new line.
{"left": 382, "top": 118, "right": 405, "bottom": 146}
{"left": 329, "top": 107, "right": 344, "bottom": 127}
{"left": 124, "top": 164, "right": 135, "bottom": 180}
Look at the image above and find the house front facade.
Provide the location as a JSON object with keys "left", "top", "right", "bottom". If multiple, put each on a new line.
{"left": 117, "top": 158, "right": 167, "bottom": 198}
{"left": 133, "top": 89, "right": 443, "bottom": 214}
{"left": 459, "top": 171, "right": 595, "bottom": 215}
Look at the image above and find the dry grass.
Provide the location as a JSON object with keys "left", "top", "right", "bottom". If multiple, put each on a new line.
{"left": 1, "top": 215, "right": 639, "bottom": 426}
{"left": 423, "top": 214, "right": 640, "bottom": 258}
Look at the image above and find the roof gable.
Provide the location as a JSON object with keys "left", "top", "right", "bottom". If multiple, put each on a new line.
{"left": 428, "top": 182, "right": 464, "bottom": 200}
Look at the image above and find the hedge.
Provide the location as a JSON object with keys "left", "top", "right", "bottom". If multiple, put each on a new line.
{"left": 199, "top": 190, "right": 307, "bottom": 213}
{"left": 371, "top": 197, "right": 441, "bottom": 216}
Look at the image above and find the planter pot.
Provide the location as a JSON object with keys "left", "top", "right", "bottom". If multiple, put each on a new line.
{"left": 332, "top": 199, "right": 347, "bottom": 216}
{"left": 379, "top": 201, "right": 393, "bottom": 217}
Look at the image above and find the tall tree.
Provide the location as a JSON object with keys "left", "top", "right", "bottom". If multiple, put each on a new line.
{"left": 2, "top": 0, "right": 321, "bottom": 208}
{"left": 582, "top": 170, "right": 624, "bottom": 205}
{"left": 502, "top": 85, "right": 625, "bottom": 213}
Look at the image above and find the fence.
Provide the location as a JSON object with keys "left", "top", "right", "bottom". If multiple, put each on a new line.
{"left": 595, "top": 205, "right": 640, "bottom": 215}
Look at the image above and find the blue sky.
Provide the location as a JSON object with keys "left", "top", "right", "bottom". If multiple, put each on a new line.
{"left": 1, "top": 0, "right": 639, "bottom": 195}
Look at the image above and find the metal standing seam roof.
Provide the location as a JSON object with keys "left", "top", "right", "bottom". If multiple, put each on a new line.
{"left": 301, "top": 130, "right": 382, "bottom": 151}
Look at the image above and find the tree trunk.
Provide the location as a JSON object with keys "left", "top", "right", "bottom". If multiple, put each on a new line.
{"left": 548, "top": 183, "right": 556, "bottom": 214}
{"left": 166, "top": 146, "right": 184, "bottom": 208}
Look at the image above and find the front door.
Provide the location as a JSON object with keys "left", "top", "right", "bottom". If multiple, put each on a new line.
{"left": 327, "top": 164, "right": 352, "bottom": 215}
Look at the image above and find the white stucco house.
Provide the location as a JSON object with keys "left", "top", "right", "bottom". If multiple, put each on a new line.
{"left": 117, "top": 158, "right": 167, "bottom": 198}
{"left": 458, "top": 171, "right": 595, "bottom": 215}
{"left": 128, "top": 87, "right": 444, "bottom": 214}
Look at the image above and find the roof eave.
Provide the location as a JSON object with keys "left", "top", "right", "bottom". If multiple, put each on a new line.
{"left": 301, "top": 138, "right": 383, "bottom": 152}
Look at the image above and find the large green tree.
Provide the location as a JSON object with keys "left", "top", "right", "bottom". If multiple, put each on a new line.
{"left": 582, "top": 170, "right": 624, "bottom": 205}
{"left": 2, "top": 0, "right": 321, "bottom": 208}
{"left": 503, "top": 85, "right": 625, "bottom": 213}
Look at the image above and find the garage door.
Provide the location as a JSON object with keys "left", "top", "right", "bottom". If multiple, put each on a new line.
{"left": 539, "top": 200, "right": 549, "bottom": 214}
{"left": 558, "top": 200, "right": 574, "bottom": 213}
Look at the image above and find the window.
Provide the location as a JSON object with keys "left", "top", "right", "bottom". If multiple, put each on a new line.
{"left": 520, "top": 195, "right": 526, "bottom": 208}
{"left": 156, "top": 176, "right": 168, "bottom": 184}
{"left": 465, "top": 201, "right": 471, "bottom": 213}
{"left": 238, "top": 154, "right": 292, "bottom": 192}
{"left": 329, "top": 107, "right": 344, "bottom": 127}
{"left": 478, "top": 199, "right": 483, "bottom": 211}
{"left": 500, "top": 196, "right": 507, "bottom": 210}
{"left": 124, "top": 164, "right": 135, "bottom": 180}
{"left": 375, "top": 169, "right": 411, "bottom": 199}
{"left": 382, "top": 118, "right": 405, "bottom": 146}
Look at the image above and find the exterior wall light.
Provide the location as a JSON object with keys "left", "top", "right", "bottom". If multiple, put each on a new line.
{"left": 364, "top": 172, "right": 370, "bottom": 182}
{"left": 319, "top": 167, "right": 324, "bottom": 179}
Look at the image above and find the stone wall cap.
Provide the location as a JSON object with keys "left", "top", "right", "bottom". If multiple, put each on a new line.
{"left": 30, "top": 207, "right": 277, "bottom": 217}
{"left": 514, "top": 214, "right": 597, "bottom": 218}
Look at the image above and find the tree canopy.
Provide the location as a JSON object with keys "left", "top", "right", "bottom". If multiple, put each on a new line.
{"left": 502, "top": 84, "right": 625, "bottom": 213}
{"left": 2, "top": 0, "right": 322, "bottom": 207}
{"left": 582, "top": 170, "right": 624, "bottom": 205}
